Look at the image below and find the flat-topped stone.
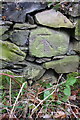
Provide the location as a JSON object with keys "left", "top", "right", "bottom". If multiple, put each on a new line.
{"left": 35, "top": 9, "right": 74, "bottom": 28}
{"left": 13, "top": 23, "right": 37, "bottom": 30}
{"left": 43, "top": 55, "right": 79, "bottom": 73}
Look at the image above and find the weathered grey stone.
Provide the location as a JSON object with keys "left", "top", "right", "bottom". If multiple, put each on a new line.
{"left": 52, "top": 55, "right": 65, "bottom": 60}
{"left": 0, "top": 40, "right": 26, "bottom": 62}
{"left": 2, "top": 2, "right": 47, "bottom": 23}
{"left": 35, "top": 9, "right": 74, "bottom": 28}
{"left": 73, "top": 41, "right": 80, "bottom": 53}
{"left": 0, "top": 60, "right": 28, "bottom": 73}
{"left": 0, "top": 26, "right": 10, "bottom": 36}
{"left": 26, "top": 55, "right": 35, "bottom": 62}
{"left": 0, "top": 59, "right": 13, "bottom": 69}
{"left": 39, "top": 70, "right": 57, "bottom": 84}
{"left": 20, "top": 46, "right": 28, "bottom": 52}
{"left": 23, "top": 62, "right": 45, "bottom": 80}
{"left": 13, "top": 23, "right": 37, "bottom": 30}
{"left": 36, "top": 58, "right": 51, "bottom": 63}
{"left": 0, "top": 20, "right": 13, "bottom": 26}
{"left": 1, "top": 32, "right": 9, "bottom": 40}
{"left": 67, "top": 50, "right": 76, "bottom": 55}
{"left": 9, "top": 30, "right": 30, "bottom": 46}
{"left": 75, "top": 19, "right": 80, "bottom": 41}
{"left": 67, "top": 41, "right": 76, "bottom": 55}
{"left": 68, "top": 4, "right": 80, "bottom": 17}
{"left": 29, "top": 27, "right": 69, "bottom": 57}
{"left": 43, "top": 55, "right": 79, "bottom": 73}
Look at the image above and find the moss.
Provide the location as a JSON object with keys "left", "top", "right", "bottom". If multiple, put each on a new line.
{"left": 30, "top": 28, "right": 69, "bottom": 57}
{"left": 0, "top": 40, "right": 26, "bottom": 62}
{"left": 75, "top": 19, "right": 80, "bottom": 40}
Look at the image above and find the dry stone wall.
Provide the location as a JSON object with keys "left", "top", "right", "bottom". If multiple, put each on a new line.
{"left": 0, "top": 2, "right": 80, "bottom": 85}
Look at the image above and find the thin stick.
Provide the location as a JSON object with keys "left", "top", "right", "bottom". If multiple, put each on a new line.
{"left": 0, "top": 73, "right": 21, "bottom": 87}
{"left": 30, "top": 79, "right": 66, "bottom": 117}
{"left": 68, "top": 101, "right": 78, "bottom": 119}
{"left": 38, "top": 74, "right": 63, "bottom": 95}
{"left": 9, "top": 78, "right": 12, "bottom": 106}
{"left": 30, "top": 86, "right": 57, "bottom": 117}
{"left": 10, "top": 81, "right": 27, "bottom": 118}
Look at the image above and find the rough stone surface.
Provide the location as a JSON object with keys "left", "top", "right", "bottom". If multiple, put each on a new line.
{"left": 0, "top": 26, "right": 10, "bottom": 36}
{"left": 23, "top": 62, "right": 45, "bottom": 80}
{"left": 13, "top": 23, "right": 37, "bottom": 30}
{"left": 0, "top": 61, "right": 28, "bottom": 73}
{"left": 0, "top": 40, "right": 26, "bottom": 62}
{"left": 0, "top": 59, "right": 13, "bottom": 69}
{"left": 75, "top": 19, "right": 80, "bottom": 41}
{"left": 36, "top": 58, "right": 51, "bottom": 63}
{"left": 35, "top": 9, "right": 74, "bottom": 28}
{"left": 43, "top": 55, "right": 79, "bottom": 73}
{"left": 20, "top": 46, "right": 28, "bottom": 52}
{"left": 0, "top": 2, "right": 80, "bottom": 84}
{"left": 0, "top": 20, "right": 13, "bottom": 26}
{"left": 73, "top": 41, "right": 80, "bottom": 53}
{"left": 2, "top": 2, "right": 47, "bottom": 23}
{"left": 26, "top": 55, "right": 35, "bottom": 62}
{"left": 39, "top": 70, "right": 57, "bottom": 84}
{"left": 9, "top": 30, "right": 30, "bottom": 46}
{"left": 68, "top": 4, "right": 80, "bottom": 17}
{"left": 29, "top": 27, "right": 69, "bottom": 57}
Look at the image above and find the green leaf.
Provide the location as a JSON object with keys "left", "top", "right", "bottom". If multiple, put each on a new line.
{"left": 47, "top": 2, "right": 53, "bottom": 8}
{"left": 56, "top": 100, "right": 62, "bottom": 105}
{"left": 53, "top": 4, "right": 61, "bottom": 11}
{"left": 66, "top": 77, "right": 77, "bottom": 86}
{"left": 46, "top": 83, "right": 52, "bottom": 88}
{"left": 63, "top": 86, "right": 71, "bottom": 96}
{"left": 44, "top": 90, "right": 51, "bottom": 99}
{"left": 62, "top": 95, "right": 68, "bottom": 102}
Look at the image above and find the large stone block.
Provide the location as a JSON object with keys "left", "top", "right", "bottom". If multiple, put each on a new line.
{"left": 35, "top": 9, "right": 74, "bottom": 28}
{"left": 29, "top": 27, "right": 69, "bottom": 57}
{"left": 43, "top": 55, "right": 79, "bottom": 73}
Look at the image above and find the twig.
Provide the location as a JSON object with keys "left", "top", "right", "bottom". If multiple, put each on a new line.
{"left": 65, "top": 103, "right": 80, "bottom": 109}
{"left": 0, "top": 73, "right": 21, "bottom": 87}
{"left": 76, "top": 76, "right": 80, "bottom": 79}
{"left": 30, "top": 80, "right": 66, "bottom": 117}
{"left": 38, "top": 74, "right": 63, "bottom": 95}
{"left": 9, "top": 78, "right": 12, "bottom": 106}
{"left": 30, "top": 87, "right": 57, "bottom": 117}
{"left": 68, "top": 101, "right": 78, "bottom": 119}
{"left": 9, "top": 81, "right": 27, "bottom": 118}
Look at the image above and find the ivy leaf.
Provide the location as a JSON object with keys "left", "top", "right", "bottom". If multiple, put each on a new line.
{"left": 63, "top": 86, "right": 71, "bottom": 96}
{"left": 66, "top": 77, "right": 77, "bottom": 86}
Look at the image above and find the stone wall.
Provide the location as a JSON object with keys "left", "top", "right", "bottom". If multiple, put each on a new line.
{"left": 0, "top": 2, "right": 80, "bottom": 85}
